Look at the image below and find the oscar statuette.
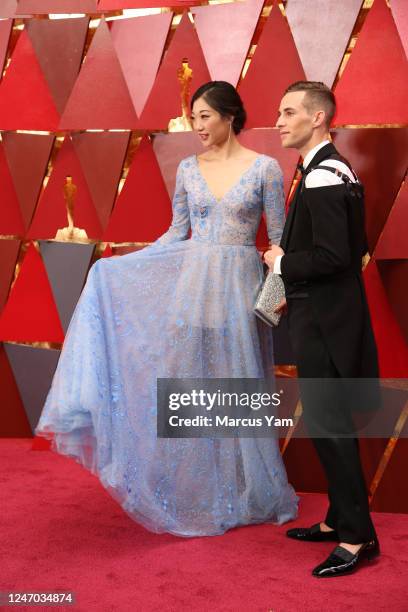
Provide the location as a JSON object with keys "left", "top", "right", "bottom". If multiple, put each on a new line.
{"left": 55, "top": 175, "right": 88, "bottom": 242}
{"left": 168, "top": 59, "right": 193, "bottom": 132}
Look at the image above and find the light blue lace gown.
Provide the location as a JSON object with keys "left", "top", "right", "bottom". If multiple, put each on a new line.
{"left": 35, "top": 154, "right": 298, "bottom": 536}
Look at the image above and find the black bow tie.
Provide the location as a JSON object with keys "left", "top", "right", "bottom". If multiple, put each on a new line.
{"left": 297, "top": 163, "right": 305, "bottom": 176}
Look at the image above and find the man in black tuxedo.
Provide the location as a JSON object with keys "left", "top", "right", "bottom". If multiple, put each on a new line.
{"left": 264, "top": 81, "right": 380, "bottom": 577}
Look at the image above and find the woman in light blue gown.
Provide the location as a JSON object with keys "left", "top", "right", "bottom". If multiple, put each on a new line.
{"left": 35, "top": 81, "right": 298, "bottom": 536}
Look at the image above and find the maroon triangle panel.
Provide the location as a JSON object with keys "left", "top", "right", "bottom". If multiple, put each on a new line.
{"left": 28, "top": 137, "right": 103, "bottom": 240}
{"left": 283, "top": 438, "right": 328, "bottom": 493}
{"left": 335, "top": 0, "right": 408, "bottom": 125}
{"left": 391, "top": 0, "right": 408, "bottom": 58}
{"left": 72, "top": 131, "right": 130, "bottom": 231}
{"left": 2, "top": 132, "right": 55, "bottom": 232}
{"left": 363, "top": 261, "right": 408, "bottom": 378}
{"left": 239, "top": 4, "right": 306, "bottom": 128}
{"left": 17, "top": 0, "right": 97, "bottom": 13}
{"left": 0, "top": 19, "right": 12, "bottom": 74}
{"left": 111, "top": 13, "right": 173, "bottom": 117}
{"left": 0, "top": 243, "right": 65, "bottom": 343}
{"left": 5, "top": 343, "right": 62, "bottom": 436}
{"left": 358, "top": 438, "right": 389, "bottom": 494}
{"left": 0, "top": 30, "right": 60, "bottom": 131}
{"left": 39, "top": 241, "right": 95, "bottom": 333}
{"left": 285, "top": 0, "right": 362, "bottom": 87}
{"left": 0, "top": 1, "right": 16, "bottom": 18}
{"left": 0, "top": 143, "right": 25, "bottom": 237}
{"left": 371, "top": 438, "right": 408, "bottom": 513}
{"left": 101, "top": 244, "right": 113, "bottom": 258}
{"left": 285, "top": 437, "right": 391, "bottom": 501}
{"left": 139, "top": 13, "right": 211, "bottom": 130}
{"left": 193, "top": 0, "right": 264, "bottom": 87}
{"left": 375, "top": 179, "right": 408, "bottom": 260}
{"left": 0, "top": 343, "right": 31, "bottom": 437}
{"left": 377, "top": 260, "right": 408, "bottom": 344}
{"left": 26, "top": 17, "right": 89, "bottom": 115}
{"left": 0, "top": 240, "right": 20, "bottom": 313}
{"left": 59, "top": 19, "right": 138, "bottom": 130}
{"left": 153, "top": 131, "right": 204, "bottom": 199}
{"left": 103, "top": 136, "right": 172, "bottom": 243}
{"left": 332, "top": 128, "right": 408, "bottom": 252}
{"left": 98, "top": 0, "right": 201, "bottom": 8}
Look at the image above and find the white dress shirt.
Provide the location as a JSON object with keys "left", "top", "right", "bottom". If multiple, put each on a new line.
{"left": 273, "top": 140, "right": 357, "bottom": 274}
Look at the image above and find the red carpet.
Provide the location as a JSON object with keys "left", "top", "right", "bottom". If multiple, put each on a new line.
{"left": 1, "top": 439, "right": 407, "bottom": 611}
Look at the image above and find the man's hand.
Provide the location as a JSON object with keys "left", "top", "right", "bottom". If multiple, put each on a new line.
{"left": 274, "top": 298, "right": 287, "bottom": 316}
{"left": 263, "top": 244, "right": 284, "bottom": 270}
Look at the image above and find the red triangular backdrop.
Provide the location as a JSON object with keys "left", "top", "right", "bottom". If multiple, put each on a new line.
{"left": 98, "top": 0, "right": 201, "bottom": 8}
{"left": 335, "top": 0, "right": 408, "bottom": 125}
{"left": 0, "top": 244, "right": 65, "bottom": 343}
{"left": 101, "top": 244, "right": 113, "bottom": 258}
{"left": 377, "top": 260, "right": 408, "bottom": 344}
{"left": 0, "top": 0, "right": 16, "bottom": 19}
{"left": 26, "top": 16, "right": 89, "bottom": 115}
{"left": 391, "top": 0, "right": 408, "bottom": 58}
{"left": 103, "top": 136, "right": 172, "bottom": 243}
{"left": 0, "top": 344, "right": 31, "bottom": 436}
{"left": 0, "top": 144, "right": 25, "bottom": 237}
{"left": 0, "top": 30, "right": 60, "bottom": 130}
{"left": 110, "top": 12, "right": 173, "bottom": 117}
{"left": 285, "top": 0, "right": 362, "bottom": 87}
{"left": 139, "top": 12, "right": 211, "bottom": 130}
{"left": 71, "top": 131, "right": 130, "bottom": 231}
{"left": 0, "top": 19, "right": 12, "bottom": 73}
{"left": 193, "top": 0, "right": 264, "bottom": 86}
{"left": 370, "top": 438, "right": 408, "bottom": 513}
{"left": 332, "top": 128, "right": 408, "bottom": 252}
{"left": 374, "top": 180, "right": 408, "bottom": 260}
{"left": 0, "top": 0, "right": 17, "bottom": 17}
{"left": 17, "top": 0, "right": 97, "bottom": 13}
{"left": 0, "top": 240, "right": 20, "bottom": 313}
{"left": 1, "top": 132, "right": 55, "bottom": 233}
{"left": 238, "top": 4, "right": 306, "bottom": 128}
{"left": 363, "top": 260, "right": 408, "bottom": 378}
{"left": 28, "top": 137, "right": 103, "bottom": 240}
{"left": 59, "top": 19, "right": 138, "bottom": 130}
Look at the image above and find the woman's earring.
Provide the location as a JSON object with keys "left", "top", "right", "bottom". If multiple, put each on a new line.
{"left": 228, "top": 121, "right": 232, "bottom": 147}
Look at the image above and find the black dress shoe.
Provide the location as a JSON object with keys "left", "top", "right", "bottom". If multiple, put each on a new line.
{"left": 312, "top": 539, "right": 380, "bottom": 578}
{"left": 286, "top": 523, "right": 339, "bottom": 542}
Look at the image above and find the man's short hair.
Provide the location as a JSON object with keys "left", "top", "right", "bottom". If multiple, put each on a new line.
{"left": 284, "top": 81, "right": 336, "bottom": 128}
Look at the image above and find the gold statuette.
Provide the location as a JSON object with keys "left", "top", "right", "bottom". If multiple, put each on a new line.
{"left": 55, "top": 175, "right": 88, "bottom": 241}
{"left": 168, "top": 59, "right": 193, "bottom": 133}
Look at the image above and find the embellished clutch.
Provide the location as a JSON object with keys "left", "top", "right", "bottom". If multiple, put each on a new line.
{"left": 254, "top": 272, "right": 286, "bottom": 327}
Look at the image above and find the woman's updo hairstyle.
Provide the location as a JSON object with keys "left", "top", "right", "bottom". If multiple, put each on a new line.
{"left": 191, "top": 81, "right": 247, "bottom": 135}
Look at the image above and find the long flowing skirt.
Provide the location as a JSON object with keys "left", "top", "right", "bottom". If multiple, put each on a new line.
{"left": 35, "top": 240, "right": 298, "bottom": 536}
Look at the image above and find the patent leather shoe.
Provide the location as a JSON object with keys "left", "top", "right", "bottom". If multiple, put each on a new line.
{"left": 286, "top": 523, "right": 339, "bottom": 542}
{"left": 312, "top": 539, "right": 380, "bottom": 577}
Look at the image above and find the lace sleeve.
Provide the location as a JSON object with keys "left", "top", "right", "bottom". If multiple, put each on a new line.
{"left": 262, "top": 158, "right": 285, "bottom": 246}
{"left": 154, "top": 160, "right": 191, "bottom": 245}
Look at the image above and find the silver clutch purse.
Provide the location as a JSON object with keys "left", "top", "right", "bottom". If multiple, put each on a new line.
{"left": 254, "top": 272, "right": 286, "bottom": 327}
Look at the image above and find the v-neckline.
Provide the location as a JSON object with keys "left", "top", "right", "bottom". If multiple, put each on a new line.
{"left": 194, "top": 154, "right": 262, "bottom": 203}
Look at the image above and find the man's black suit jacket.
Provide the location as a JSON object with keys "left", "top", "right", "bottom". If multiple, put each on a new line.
{"left": 280, "top": 142, "right": 378, "bottom": 379}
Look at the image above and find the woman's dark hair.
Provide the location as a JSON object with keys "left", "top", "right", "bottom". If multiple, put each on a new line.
{"left": 191, "top": 81, "right": 247, "bottom": 135}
